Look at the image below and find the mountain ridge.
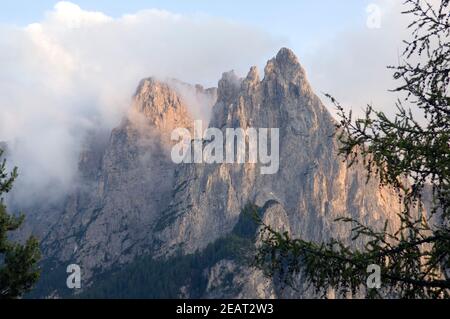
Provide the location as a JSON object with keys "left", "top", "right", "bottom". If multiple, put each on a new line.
{"left": 24, "top": 48, "right": 403, "bottom": 298}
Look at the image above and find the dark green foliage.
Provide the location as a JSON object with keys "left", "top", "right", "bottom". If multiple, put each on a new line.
{"left": 0, "top": 149, "right": 41, "bottom": 299}
{"left": 255, "top": 0, "right": 450, "bottom": 299}
{"left": 79, "top": 203, "right": 261, "bottom": 298}
{"left": 25, "top": 260, "right": 70, "bottom": 299}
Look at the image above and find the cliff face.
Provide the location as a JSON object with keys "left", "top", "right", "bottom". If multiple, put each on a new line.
{"left": 155, "top": 48, "right": 401, "bottom": 256}
{"left": 33, "top": 48, "right": 402, "bottom": 298}
{"left": 41, "top": 79, "right": 215, "bottom": 282}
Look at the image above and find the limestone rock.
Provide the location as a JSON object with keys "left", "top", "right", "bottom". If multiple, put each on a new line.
{"left": 27, "top": 48, "right": 403, "bottom": 298}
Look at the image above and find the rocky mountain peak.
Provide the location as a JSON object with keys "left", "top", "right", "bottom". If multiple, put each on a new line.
{"left": 263, "top": 47, "right": 311, "bottom": 97}
{"left": 276, "top": 47, "right": 300, "bottom": 66}
{"left": 245, "top": 66, "right": 260, "bottom": 83}
{"left": 241, "top": 66, "right": 260, "bottom": 93}
{"left": 217, "top": 70, "right": 242, "bottom": 105}
{"left": 31, "top": 48, "right": 403, "bottom": 299}
{"left": 131, "top": 77, "right": 192, "bottom": 133}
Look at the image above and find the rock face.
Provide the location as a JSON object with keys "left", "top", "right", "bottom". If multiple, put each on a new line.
{"left": 41, "top": 79, "right": 214, "bottom": 282}
{"left": 155, "top": 48, "right": 401, "bottom": 256}
{"left": 29, "top": 48, "right": 402, "bottom": 298}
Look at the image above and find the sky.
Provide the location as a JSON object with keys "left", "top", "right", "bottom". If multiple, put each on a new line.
{"left": 0, "top": 0, "right": 414, "bottom": 204}
{"left": 0, "top": 0, "right": 410, "bottom": 106}
{"left": 0, "top": 1, "right": 382, "bottom": 73}
{"left": 1, "top": 1, "right": 373, "bottom": 39}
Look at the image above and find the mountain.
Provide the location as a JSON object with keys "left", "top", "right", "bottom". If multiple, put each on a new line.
{"left": 27, "top": 48, "right": 402, "bottom": 298}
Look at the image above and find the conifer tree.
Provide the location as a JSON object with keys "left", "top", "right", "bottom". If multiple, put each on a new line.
{"left": 255, "top": 0, "right": 450, "bottom": 298}
{"left": 0, "top": 149, "right": 40, "bottom": 299}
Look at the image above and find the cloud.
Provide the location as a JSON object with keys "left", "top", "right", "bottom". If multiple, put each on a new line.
{"left": 303, "top": 0, "right": 416, "bottom": 119}
{"left": 0, "top": 1, "right": 282, "bottom": 205}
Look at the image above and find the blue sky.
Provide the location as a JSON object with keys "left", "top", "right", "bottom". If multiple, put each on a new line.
{"left": 1, "top": 0, "right": 375, "bottom": 56}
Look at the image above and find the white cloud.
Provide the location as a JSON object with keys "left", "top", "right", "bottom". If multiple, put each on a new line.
{"left": 303, "top": 0, "right": 415, "bottom": 119}
{"left": 0, "top": 2, "right": 282, "bottom": 205}
{"left": 50, "top": 1, "right": 112, "bottom": 27}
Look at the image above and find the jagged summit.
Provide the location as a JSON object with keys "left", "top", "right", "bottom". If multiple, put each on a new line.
{"left": 245, "top": 66, "right": 260, "bottom": 83}
{"left": 132, "top": 77, "right": 216, "bottom": 130}
{"left": 241, "top": 66, "right": 260, "bottom": 94}
{"left": 131, "top": 77, "right": 192, "bottom": 134}
{"left": 217, "top": 70, "right": 241, "bottom": 104}
{"left": 216, "top": 48, "right": 312, "bottom": 112}
{"left": 130, "top": 49, "right": 314, "bottom": 128}
{"left": 275, "top": 47, "right": 301, "bottom": 66}
{"left": 263, "top": 47, "right": 311, "bottom": 96}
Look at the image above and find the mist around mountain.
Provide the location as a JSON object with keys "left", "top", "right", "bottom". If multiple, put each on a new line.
{"left": 17, "top": 48, "right": 406, "bottom": 299}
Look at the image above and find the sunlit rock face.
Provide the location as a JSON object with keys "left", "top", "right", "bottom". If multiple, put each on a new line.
{"left": 30, "top": 48, "right": 402, "bottom": 298}
{"left": 155, "top": 48, "right": 401, "bottom": 256}
{"left": 41, "top": 79, "right": 215, "bottom": 282}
